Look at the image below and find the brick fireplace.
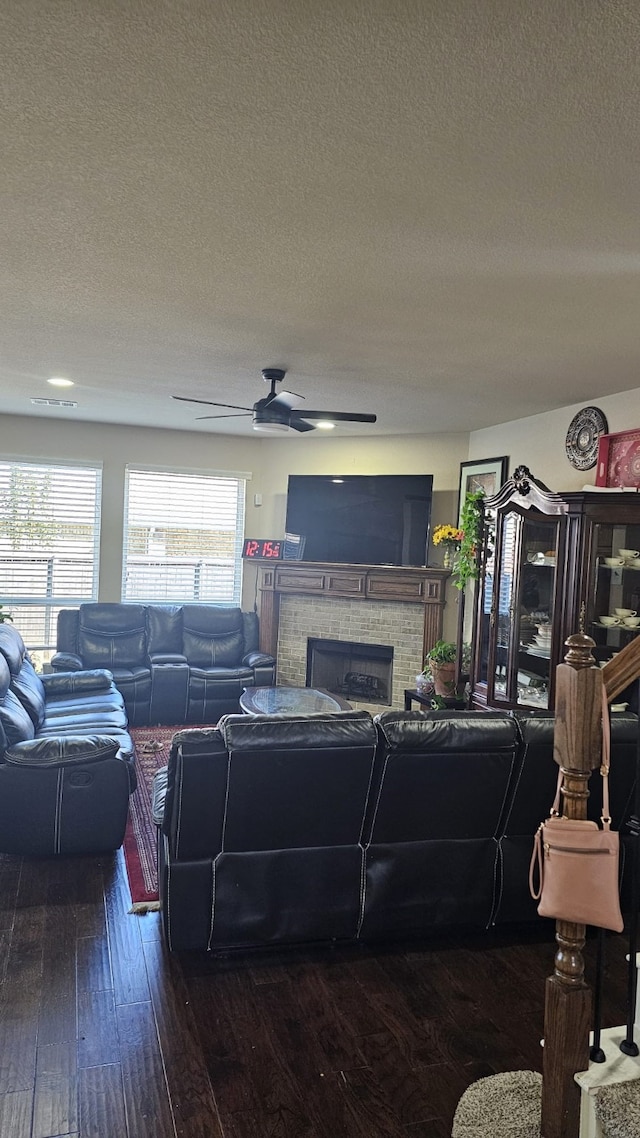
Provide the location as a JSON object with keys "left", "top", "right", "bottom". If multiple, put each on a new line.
{"left": 256, "top": 562, "right": 449, "bottom": 711}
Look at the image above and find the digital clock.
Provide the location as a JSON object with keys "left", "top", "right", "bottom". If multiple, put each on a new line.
{"left": 242, "top": 538, "right": 283, "bottom": 560}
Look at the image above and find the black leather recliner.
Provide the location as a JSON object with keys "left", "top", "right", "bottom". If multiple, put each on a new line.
{"left": 361, "top": 710, "right": 521, "bottom": 936}
{"left": 154, "top": 711, "right": 378, "bottom": 952}
{"left": 51, "top": 603, "right": 276, "bottom": 725}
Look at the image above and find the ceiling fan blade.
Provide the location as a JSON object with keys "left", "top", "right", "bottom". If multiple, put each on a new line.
{"left": 293, "top": 410, "right": 377, "bottom": 423}
{"left": 196, "top": 412, "right": 252, "bottom": 420}
{"left": 288, "top": 417, "right": 316, "bottom": 432}
{"left": 172, "top": 396, "right": 252, "bottom": 412}
{"left": 270, "top": 389, "right": 304, "bottom": 410}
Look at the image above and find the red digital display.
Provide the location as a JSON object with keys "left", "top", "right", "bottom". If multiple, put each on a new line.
{"left": 242, "top": 538, "right": 283, "bottom": 559}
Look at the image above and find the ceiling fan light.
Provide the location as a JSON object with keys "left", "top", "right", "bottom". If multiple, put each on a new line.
{"left": 252, "top": 420, "right": 289, "bottom": 434}
{"left": 315, "top": 420, "right": 335, "bottom": 429}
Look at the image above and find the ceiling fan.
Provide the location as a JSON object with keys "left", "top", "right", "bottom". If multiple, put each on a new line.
{"left": 172, "top": 368, "right": 377, "bottom": 433}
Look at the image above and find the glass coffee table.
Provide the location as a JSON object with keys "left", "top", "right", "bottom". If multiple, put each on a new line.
{"left": 239, "top": 686, "right": 352, "bottom": 716}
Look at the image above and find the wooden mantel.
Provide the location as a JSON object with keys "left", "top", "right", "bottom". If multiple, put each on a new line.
{"left": 256, "top": 561, "right": 450, "bottom": 660}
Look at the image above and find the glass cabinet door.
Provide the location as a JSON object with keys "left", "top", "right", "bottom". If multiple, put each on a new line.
{"left": 491, "top": 510, "right": 520, "bottom": 703}
{"left": 475, "top": 512, "right": 497, "bottom": 687}
{"left": 514, "top": 516, "right": 560, "bottom": 709}
{"left": 590, "top": 521, "right": 640, "bottom": 668}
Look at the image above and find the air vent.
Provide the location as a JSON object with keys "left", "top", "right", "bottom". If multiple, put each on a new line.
{"left": 31, "top": 398, "right": 78, "bottom": 408}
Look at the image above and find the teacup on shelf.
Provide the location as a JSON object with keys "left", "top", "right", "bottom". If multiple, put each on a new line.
{"left": 615, "top": 608, "right": 637, "bottom": 618}
{"left": 619, "top": 549, "right": 640, "bottom": 560}
{"left": 600, "top": 615, "right": 620, "bottom": 626}
{"left": 623, "top": 617, "right": 640, "bottom": 628}
{"left": 604, "top": 557, "right": 625, "bottom": 567}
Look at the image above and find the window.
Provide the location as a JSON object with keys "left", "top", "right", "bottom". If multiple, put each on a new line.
{"left": 122, "top": 466, "right": 247, "bottom": 605}
{"left": 0, "top": 459, "right": 102, "bottom": 665}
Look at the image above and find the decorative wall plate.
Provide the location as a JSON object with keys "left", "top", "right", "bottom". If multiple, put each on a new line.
{"left": 565, "top": 406, "right": 608, "bottom": 470}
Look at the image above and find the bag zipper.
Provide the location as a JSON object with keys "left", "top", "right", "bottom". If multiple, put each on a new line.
{"left": 544, "top": 842, "right": 612, "bottom": 857}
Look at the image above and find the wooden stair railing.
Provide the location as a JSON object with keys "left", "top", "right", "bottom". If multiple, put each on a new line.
{"left": 541, "top": 632, "right": 640, "bottom": 1138}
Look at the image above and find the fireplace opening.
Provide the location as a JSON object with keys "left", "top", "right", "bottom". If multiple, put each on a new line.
{"left": 306, "top": 638, "right": 393, "bottom": 705}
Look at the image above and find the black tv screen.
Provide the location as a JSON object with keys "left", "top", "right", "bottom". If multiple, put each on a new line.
{"left": 284, "top": 474, "right": 433, "bottom": 567}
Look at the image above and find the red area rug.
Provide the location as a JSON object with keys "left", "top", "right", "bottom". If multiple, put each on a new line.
{"left": 123, "top": 724, "right": 179, "bottom": 912}
{"left": 125, "top": 723, "right": 218, "bottom": 911}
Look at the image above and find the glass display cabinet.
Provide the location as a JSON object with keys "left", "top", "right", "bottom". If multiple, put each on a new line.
{"left": 470, "top": 465, "right": 640, "bottom": 712}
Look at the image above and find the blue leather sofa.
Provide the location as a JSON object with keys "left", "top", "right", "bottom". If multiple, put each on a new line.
{"left": 0, "top": 623, "right": 135, "bottom": 855}
{"left": 51, "top": 603, "right": 276, "bottom": 725}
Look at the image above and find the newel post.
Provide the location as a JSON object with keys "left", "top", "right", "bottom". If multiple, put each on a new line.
{"left": 541, "top": 633, "right": 603, "bottom": 1138}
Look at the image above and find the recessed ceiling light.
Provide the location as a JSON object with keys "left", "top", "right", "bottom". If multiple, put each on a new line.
{"left": 316, "top": 421, "right": 335, "bottom": 430}
{"left": 48, "top": 376, "right": 74, "bottom": 387}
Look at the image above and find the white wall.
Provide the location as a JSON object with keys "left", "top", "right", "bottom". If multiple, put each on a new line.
{"left": 469, "top": 388, "right": 640, "bottom": 492}
{"left": 0, "top": 416, "right": 469, "bottom": 624}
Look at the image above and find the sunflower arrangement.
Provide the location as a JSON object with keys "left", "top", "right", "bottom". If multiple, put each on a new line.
{"left": 432, "top": 524, "right": 463, "bottom": 548}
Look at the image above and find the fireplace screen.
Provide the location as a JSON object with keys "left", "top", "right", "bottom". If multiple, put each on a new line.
{"left": 306, "top": 638, "right": 393, "bottom": 705}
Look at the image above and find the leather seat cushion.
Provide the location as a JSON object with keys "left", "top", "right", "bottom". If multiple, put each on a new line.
{"left": 39, "top": 708, "right": 129, "bottom": 733}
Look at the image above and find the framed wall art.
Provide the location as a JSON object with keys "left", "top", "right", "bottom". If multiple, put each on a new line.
{"left": 596, "top": 429, "right": 640, "bottom": 489}
{"left": 457, "top": 456, "right": 509, "bottom": 525}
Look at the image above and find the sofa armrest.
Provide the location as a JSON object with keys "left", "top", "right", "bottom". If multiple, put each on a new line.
{"left": 149, "top": 653, "right": 188, "bottom": 665}
{"left": 242, "top": 651, "right": 276, "bottom": 669}
{"left": 50, "top": 651, "right": 83, "bottom": 671}
{"left": 42, "top": 670, "right": 115, "bottom": 697}
{"left": 4, "top": 735, "right": 120, "bottom": 768}
{"left": 152, "top": 765, "right": 169, "bottom": 826}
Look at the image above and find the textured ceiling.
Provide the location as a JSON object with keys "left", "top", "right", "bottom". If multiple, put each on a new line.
{"left": 2, "top": 0, "right": 640, "bottom": 437}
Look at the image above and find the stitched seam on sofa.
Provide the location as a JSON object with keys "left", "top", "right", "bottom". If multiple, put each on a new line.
{"left": 356, "top": 846, "right": 367, "bottom": 937}
{"left": 175, "top": 747, "right": 185, "bottom": 857}
{"left": 486, "top": 838, "right": 502, "bottom": 929}
{"left": 220, "top": 751, "right": 232, "bottom": 851}
{"left": 54, "top": 767, "right": 64, "bottom": 854}
{"left": 492, "top": 752, "right": 519, "bottom": 840}
{"left": 207, "top": 854, "right": 219, "bottom": 952}
{"left": 499, "top": 739, "right": 528, "bottom": 832}
{"left": 364, "top": 754, "right": 390, "bottom": 844}
{"left": 166, "top": 849, "right": 173, "bottom": 951}
{"left": 357, "top": 743, "right": 378, "bottom": 845}
{"left": 488, "top": 838, "right": 505, "bottom": 927}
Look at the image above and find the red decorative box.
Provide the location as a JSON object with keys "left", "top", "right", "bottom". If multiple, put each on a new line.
{"left": 596, "top": 429, "right": 640, "bottom": 488}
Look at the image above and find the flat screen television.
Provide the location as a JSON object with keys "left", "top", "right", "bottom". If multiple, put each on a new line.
{"left": 284, "top": 474, "right": 433, "bottom": 567}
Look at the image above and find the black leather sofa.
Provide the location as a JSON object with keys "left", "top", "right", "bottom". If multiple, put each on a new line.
{"left": 152, "top": 707, "right": 638, "bottom": 953}
{"left": 0, "top": 623, "right": 135, "bottom": 856}
{"left": 51, "top": 603, "right": 276, "bottom": 725}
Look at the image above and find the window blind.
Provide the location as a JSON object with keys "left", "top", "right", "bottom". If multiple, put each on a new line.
{"left": 122, "top": 467, "right": 246, "bottom": 604}
{"left": 0, "top": 459, "right": 102, "bottom": 662}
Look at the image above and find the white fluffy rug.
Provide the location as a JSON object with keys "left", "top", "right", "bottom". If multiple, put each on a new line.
{"left": 452, "top": 1071, "right": 542, "bottom": 1138}
{"left": 595, "top": 1079, "right": 640, "bottom": 1138}
{"left": 452, "top": 1068, "right": 640, "bottom": 1138}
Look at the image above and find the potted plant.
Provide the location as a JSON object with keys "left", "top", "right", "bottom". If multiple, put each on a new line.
{"left": 424, "top": 639, "right": 457, "bottom": 696}
{"left": 451, "top": 490, "right": 484, "bottom": 591}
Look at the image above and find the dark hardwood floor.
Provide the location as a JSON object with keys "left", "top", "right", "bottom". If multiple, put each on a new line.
{"left": 0, "top": 848, "right": 631, "bottom": 1138}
